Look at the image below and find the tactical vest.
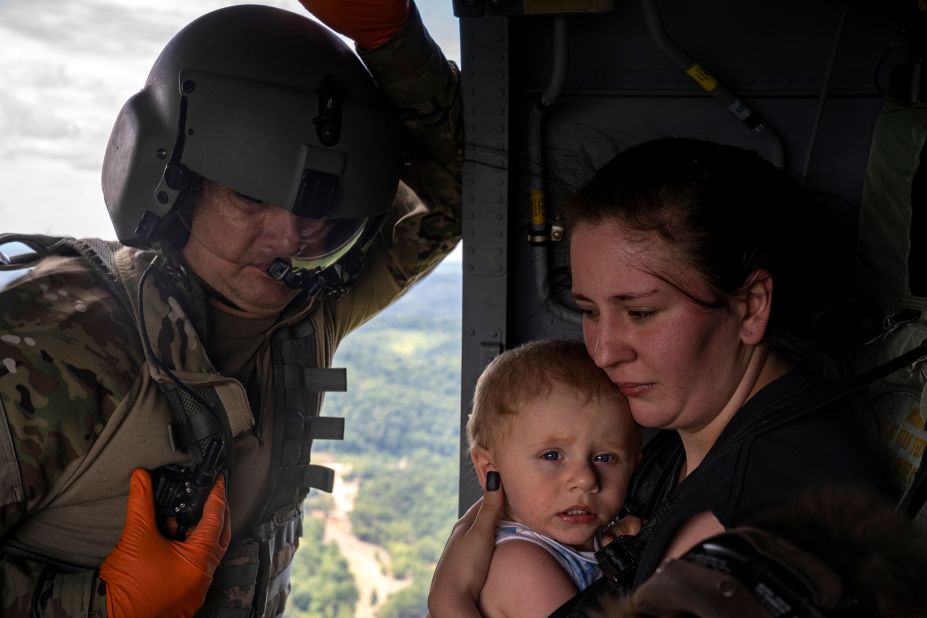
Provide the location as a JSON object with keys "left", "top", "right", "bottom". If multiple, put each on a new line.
{"left": 0, "top": 235, "right": 345, "bottom": 617}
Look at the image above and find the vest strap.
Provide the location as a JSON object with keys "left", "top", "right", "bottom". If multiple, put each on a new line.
{"left": 309, "top": 416, "right": 345, "bottom": 441}
{"left": 282, "top": 366, "right": 347, "bottom": 392}
{"left": 277, "top": 463, "right": 336, "bottom": 494}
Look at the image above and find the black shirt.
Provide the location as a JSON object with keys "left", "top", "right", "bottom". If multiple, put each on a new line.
{"left": 630, "top": 368, "right": 891, "bottom": 583}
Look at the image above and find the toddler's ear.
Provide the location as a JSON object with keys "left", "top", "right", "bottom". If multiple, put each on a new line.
{"left": 470, "top": 447, "right": 496, "bottom": 488}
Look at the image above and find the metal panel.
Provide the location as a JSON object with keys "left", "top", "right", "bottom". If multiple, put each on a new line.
{"left": 459, "top": 16, "right": 511, "bottom": 512}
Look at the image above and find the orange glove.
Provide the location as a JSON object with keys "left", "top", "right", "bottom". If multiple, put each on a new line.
{"left": 299, "top": 0, "right": 412, "bottom": 50}
{"left": 99, "top": 468, "right": 231, "bottom": 618}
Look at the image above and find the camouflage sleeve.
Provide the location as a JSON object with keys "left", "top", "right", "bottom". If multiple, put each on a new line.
{"left": 0, "top": 257, "right": 138, "bottom": 617}
{"left": 328, "top": 5, "right": 462, "bottom": 338}
{"left": 363, "top": 3, "right": 462, "bottom": 277}
{"left": 0, "top": 556, "right": 107, "bottom": 617}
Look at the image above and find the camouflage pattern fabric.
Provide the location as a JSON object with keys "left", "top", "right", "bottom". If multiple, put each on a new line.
{"left": 0, "top": 5, "right": 461, "bottom": 616}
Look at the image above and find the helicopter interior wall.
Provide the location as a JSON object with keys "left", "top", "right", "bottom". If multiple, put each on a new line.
{"left": 505, "top": 95, "right": 885, "bottom": 343}
{"left": 457, "top": 0, "right": 909, "bottom": 510}
{"left": 506, "top": 1, "right": 900, "bottom": 98}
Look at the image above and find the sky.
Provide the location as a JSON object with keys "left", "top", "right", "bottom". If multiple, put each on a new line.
{"left": 0, "top": 0, "right": 461, "bottom": 253}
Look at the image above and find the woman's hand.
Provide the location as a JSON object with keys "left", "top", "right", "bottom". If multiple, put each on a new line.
{"left": 428, "top": 471, "right": 504, "bottom": 618}
{"left": 601, "top": 515, "right": 644, "bottom": 546}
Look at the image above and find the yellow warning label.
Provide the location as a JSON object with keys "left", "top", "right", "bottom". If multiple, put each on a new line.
{"left": 530, "top": 190, "right": 546, "bottom": 226}
{"left": 882, "top": 405, "right": 927, "bottom": 489}
{"left": 685, "top": 63, "right": 718, "bottom": 92}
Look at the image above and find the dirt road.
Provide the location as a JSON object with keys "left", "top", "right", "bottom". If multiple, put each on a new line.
{"left": 312, "top": 457, "right": 411, "bottom": 618}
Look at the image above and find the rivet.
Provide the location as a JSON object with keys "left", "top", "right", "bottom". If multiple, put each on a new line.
{"left": 157, "top": 191, "right": 169, "bottom": 204}
{"left": 156, "top": 148, "right": 167, "bottom": 160}
{"left": 718, "top": 578, "right": 737, "bottom": 598}
{"left": 182, "top": 80, "right": 196, "bottom": 94}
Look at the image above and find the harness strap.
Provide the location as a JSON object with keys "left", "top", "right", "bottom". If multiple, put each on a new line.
{"left": 0, "top": 234, "right": 129, "bottom": 310}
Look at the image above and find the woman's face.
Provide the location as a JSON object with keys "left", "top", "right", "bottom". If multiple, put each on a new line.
{"left": 570, "top": 219, "right": 751, "bottom": 433}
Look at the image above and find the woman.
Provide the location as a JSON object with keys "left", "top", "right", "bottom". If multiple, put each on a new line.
{"left": 430, "top": 138, "right": 890, "bottom": 616}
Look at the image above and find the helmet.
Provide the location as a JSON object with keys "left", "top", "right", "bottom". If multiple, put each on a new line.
{"left": 102, "top": 4, "right": 402, "bottom": 292}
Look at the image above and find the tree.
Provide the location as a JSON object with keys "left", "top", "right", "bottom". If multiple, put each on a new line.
{"left": 285, "top": 517, "right": 359, "bottom": 618}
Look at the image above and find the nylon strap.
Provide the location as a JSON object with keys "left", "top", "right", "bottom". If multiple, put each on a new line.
{"left": 261, "top": 318, "right": 345, "bottom": 518}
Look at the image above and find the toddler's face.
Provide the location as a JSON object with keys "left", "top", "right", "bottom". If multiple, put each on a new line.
{"left": 489, "top": 385, "right": 637, "bottom": 551}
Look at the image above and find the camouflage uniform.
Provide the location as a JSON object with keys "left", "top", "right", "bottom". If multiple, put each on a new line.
{"left": 0, "top": 10, "right": 461, "bottom": 618}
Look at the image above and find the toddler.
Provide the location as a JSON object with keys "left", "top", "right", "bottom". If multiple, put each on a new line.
{"left": 467, "top": 339, "right": 641, "bottom": 617}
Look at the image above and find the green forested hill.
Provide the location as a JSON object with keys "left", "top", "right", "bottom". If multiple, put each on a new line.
{"left": 289, "top": 259, "right": 463, "bottom": 618}
{"left": 319, "top": 259, "right": 461, "bottom": 458}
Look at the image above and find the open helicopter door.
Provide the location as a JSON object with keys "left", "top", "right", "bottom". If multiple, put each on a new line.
{"left": 454, "top": 0, "right": 922, "bottom": 513}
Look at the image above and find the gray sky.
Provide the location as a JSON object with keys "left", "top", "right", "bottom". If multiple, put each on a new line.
{"left": 0, "top": 0, "right": 461, "bottom": 249}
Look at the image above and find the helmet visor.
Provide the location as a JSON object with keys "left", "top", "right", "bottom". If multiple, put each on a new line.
{"left": 289, "top": 216, "right": 367, "bottom": 272}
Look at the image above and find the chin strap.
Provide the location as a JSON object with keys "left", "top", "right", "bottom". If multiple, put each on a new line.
{"left": 266, "top": 258, "right": 354, "bottom": 299}
{"left": 266, "top": 212, "right": 386, "bottom": 299}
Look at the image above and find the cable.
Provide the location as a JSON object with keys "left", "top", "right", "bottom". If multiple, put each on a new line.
{"left": 801, "top": 3, "right": 850, "bottom": 185}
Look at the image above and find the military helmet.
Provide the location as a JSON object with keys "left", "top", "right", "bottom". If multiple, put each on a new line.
{"left": 102, "top": 4, "right": 402, "bottom": 279}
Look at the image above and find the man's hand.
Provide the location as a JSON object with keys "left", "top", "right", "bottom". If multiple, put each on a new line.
{"left": 298, "top": 0, "right": 412, "bottom": 50}
{"left": 99, "top": 468, "right": 231, "bottom": 618}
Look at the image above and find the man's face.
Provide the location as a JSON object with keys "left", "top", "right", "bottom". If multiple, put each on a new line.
{"left": 181, "top": 181, "right": 330, "bottom": 317}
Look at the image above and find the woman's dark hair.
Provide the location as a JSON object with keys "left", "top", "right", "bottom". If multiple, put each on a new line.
{"left": 564, "top": 137, "right": 860, "bottom": 372}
